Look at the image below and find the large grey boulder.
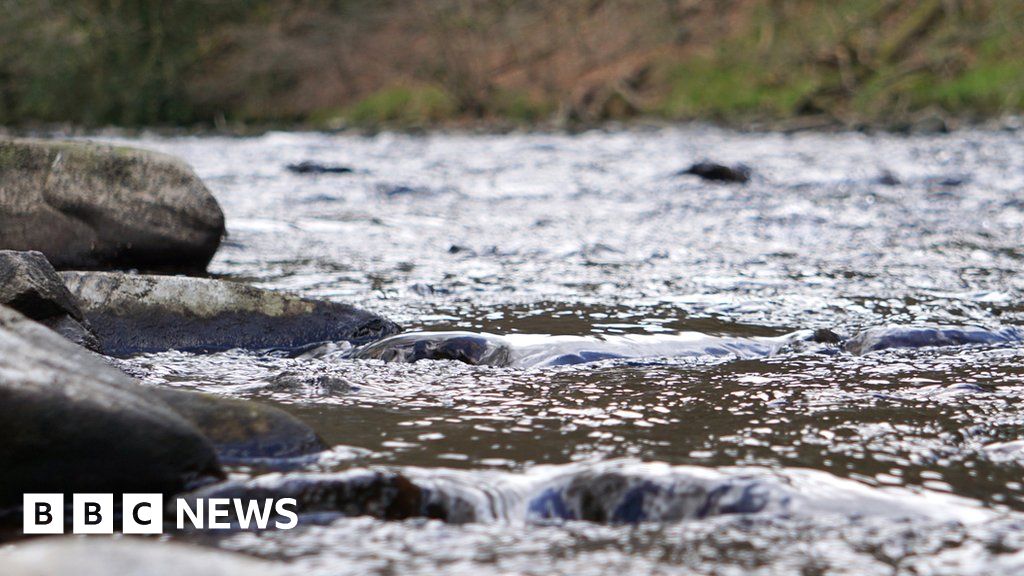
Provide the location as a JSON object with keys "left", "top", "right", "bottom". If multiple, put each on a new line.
{"left": 0, "top": 138, "right": 224, "bottom": 271}
{"left": 61, "top": 271, "right": 402, "bottom": 356}
{"left": 0, "top": 250, "right": 100, "bottom": 351}
{"left": 151, "top": 387, "right": 327, "bottom": 462}
{"left": 0, "top": 305, "right": 223, "bottom": 510}
{"left": 0, "top": 537, "right": 286, "bottom": 576}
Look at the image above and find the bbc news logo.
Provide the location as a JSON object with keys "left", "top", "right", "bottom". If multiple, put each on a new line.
{"left": 23, "top": 494, "right": 298, "bottom": 534}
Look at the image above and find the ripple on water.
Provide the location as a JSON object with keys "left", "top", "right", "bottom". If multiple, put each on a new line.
{"left": 95, "top": 126, "right": 1024, "bottom": 574}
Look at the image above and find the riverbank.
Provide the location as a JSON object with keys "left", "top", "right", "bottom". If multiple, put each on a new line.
{"left": 1, "top": 1, "right": 1022, "bottom": 131}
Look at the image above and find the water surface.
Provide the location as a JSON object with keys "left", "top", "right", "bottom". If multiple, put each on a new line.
{"left": 104, "top": 126, "right": 1024, "bottom": 574}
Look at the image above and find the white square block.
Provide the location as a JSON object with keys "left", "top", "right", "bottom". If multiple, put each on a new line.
{"left": 23, "top": 494, "right": 64, "bottom": 534}
{"left": 122, "top": 494, "right": 164, "bottom": 534}
{"left": 72, "top": 493, "right": 114, "bottom": 534}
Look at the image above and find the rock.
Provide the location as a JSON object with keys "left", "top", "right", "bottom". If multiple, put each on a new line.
{"left": 876, "top": 170, "right": 901, "bottom": 186}
{"left": 285, "top": 160, "right": 354, "bottom": 174}
{"left": 0, "top": 305, "right": 222, "bottom": 511}
{"left": 0, "top": 250, "right": 100, "bottom": 351}
{"left": 60, "top": 271, "right": 402, "bottom": 356}
{"left": 150, "top": 387, "right": 327, "bottom": 462}
{"left": 0, "top": 537, "right": 286, "bottom": 576}
{"left": 351, "top": 331, "right": 512, "bottom": 366}
{"left": 184, "top": 468, "right": 430, "bottom": 521}
{"left": 844, "top": 325, "right": 1024, "bottom": 355}
{"left": 349, "top": 329, "right": 816, "bottom": 368}
{"left": 0, "top": 138, "right": 224, "bottom": 271}
{"left": 528, "top": 468, "right": 773, "bottom": 523}
{"left": 679, "top": 161, "right": 752, "bottom": 183}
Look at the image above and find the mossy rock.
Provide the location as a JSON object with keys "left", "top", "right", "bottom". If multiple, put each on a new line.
{"left": 0, "top": 138, "right": 224, "bottom": 271}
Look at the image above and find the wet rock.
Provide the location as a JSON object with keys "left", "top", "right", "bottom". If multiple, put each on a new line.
{"left": 524, "top": 463, "right": 984, "bottom": 525}
{"left": 0, "top": 537, "right": 286, "bottom": 576}
{"left": 286, "top": 160, "right": 354, "bottom": 174}
{"left": 182, "top": 462, "right": 988, "bottom": 529}
{"left": 377, "top": 183, "right": 432, "bottom": 197}
{"left": 351, "top": 330, "right": 807, "bottom": 368}
{"left": 150, "top": 388, "right": 327, "bottom": 462}
{"left": 60, "top": 271, "right": 402, "bottom": 356}
{"left": 265, "top": 368, "right": 354, "bottom": 395}
{"left": 184, "top": 469, "right": 429, "bottom": 521}
{"left": 876, "top": 170, "right": 901, "bottom": 186}
{"left": 0, "top": 305, "right": 222, "bottom": 511}
{"left": 810, "top": 328, "right": 844, "bottom": 344}
{"left": 351, "top": 331, "right": 512, "bottom": 366}
{"left": 0, "top": 138, "right": 224, "bottom": 271}
{"left": 844, "top": 325, "right": 1023, "bottom": 355}
{"left": 528, "top": 470, "right": 773, "bottom": 524}
{"left": 928, "top": 175, "right": 969, "bottom": 188}
{"left": 447, "top": 244, "right": 475, "bottom": 255}
{"left": 679, "top": 161, "right": 752, "bottom": 183}
{"left": 0, "top": 250, "right": 99, "bottom": 351}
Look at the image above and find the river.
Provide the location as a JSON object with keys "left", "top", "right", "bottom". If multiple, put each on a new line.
{"left": 100, "top": 126, "right": 1024, "bottom": 574}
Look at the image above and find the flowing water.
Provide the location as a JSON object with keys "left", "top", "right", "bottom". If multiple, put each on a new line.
{"left": 98, "top": 126, "right": 1024, "bottom": 574}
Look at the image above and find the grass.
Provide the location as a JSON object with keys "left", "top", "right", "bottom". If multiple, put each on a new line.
{"left": 344, "top": 85, "right": 457, "bottom": 127}
{"left": 657, "top": 56, "right": 819, "bottom": 121}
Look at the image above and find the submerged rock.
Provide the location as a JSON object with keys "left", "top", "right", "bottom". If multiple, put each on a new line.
{"left": 844, "top": 325, "right": 1024, "bottom": 355}
{"left": 182, "top": 462, "right": 985, "bottom": 528}
{"left": 679, "top": 161, "right": 752, "bottom": 183}
{"left": 0, "top": 138, "right": 224, "bottom": 271}
{"left": 349, "top": 330, "right": 817, "bottom": 368}
{"left": 0, "top": 250, "right": 99, "bottom": 351}
{"left": 351, "top": 331, "right": 512, "bottom": 365}
{"left": 286, "top": 160, "right": 354, "bottom": 174}
{"left": 61, "top": 271, "right": 402, "bottom": 356}
{"left": 527, "top": 468, "right": 776, "bottom": 523}
{"left": 876, "top": 170, "right": 901, "bottom": 186}
{"left": 0, "top": 537, "right": 286, "bottom": 576}
{"left": 184, "top": 468, "right": 429, "bottom": 522}
{"left": 151, "top": 387, "right": 327, "bottom": 462}
{"left": 352, "top": 325, "right": 1024, "bottom": 368}
{"left": 0, "top": 305, "right": 222, "bottom": 511}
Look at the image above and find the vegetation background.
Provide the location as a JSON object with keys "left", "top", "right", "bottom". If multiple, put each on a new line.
{"left": 1, "top": 0, "right": 1022, "bottom": 130}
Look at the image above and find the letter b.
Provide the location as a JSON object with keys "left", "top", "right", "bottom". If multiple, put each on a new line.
{"left": 23, "top": 494, "right": 64, "bottom": 534}
{"left": 73, "top": 494, "right": 113, "bottom": 534}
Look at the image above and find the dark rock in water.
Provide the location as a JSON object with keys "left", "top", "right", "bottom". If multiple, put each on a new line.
{"left": 928, "top": 175, "right": 969, "bottom": 188}
{"left": 181, "top": 462, "right": 971, "bottom": 528}
{"left": 0, "top": 138, "right": 224, "bottom": 272}
{"left": 528, "top": 469, "right": 773, "bottom": 524}
{"left": 448, "top": 244, "right": 475, "bottom": 255}
{"left": 0, "top": 250, "right": 100, "bottom": 351}
{"left": 876, "top": 170, "right": 901, "bottom": 186}
{"left": 680, "top": 161, "right": 752, "bottom": 183}
{"left": 0, "top": 305, "right": 222, "bottom": 512}
{"left": 351, "top": 331, "right": 511, "bottom": 366}
{"left": 844, "top": 325, "right": 1024, "bottom": 355}
{"left": 0, "top": 537, "right": 286, "bottom": 576}
{"left": 60, "top": 271, "right": 402, "bottom": 356}
{"left": 150, "top": 388, "right": 327, "bottom": 462}
{"left": 546, "top": 350, "right": 624, "bottom": 366}
{"left": 286, "top": 160, "right": 354, "bottom": 174}
{"left": 377, "top": 183, "right": 433, "bottom": 197}
{"left": 183, "top": 468, "right": 429, "bottom": 521}
{"left": 810, "top": 328, "right": 843, "bottom": 344}
{"left": 351, "top": 330, "right": 804, "bottom": 369}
